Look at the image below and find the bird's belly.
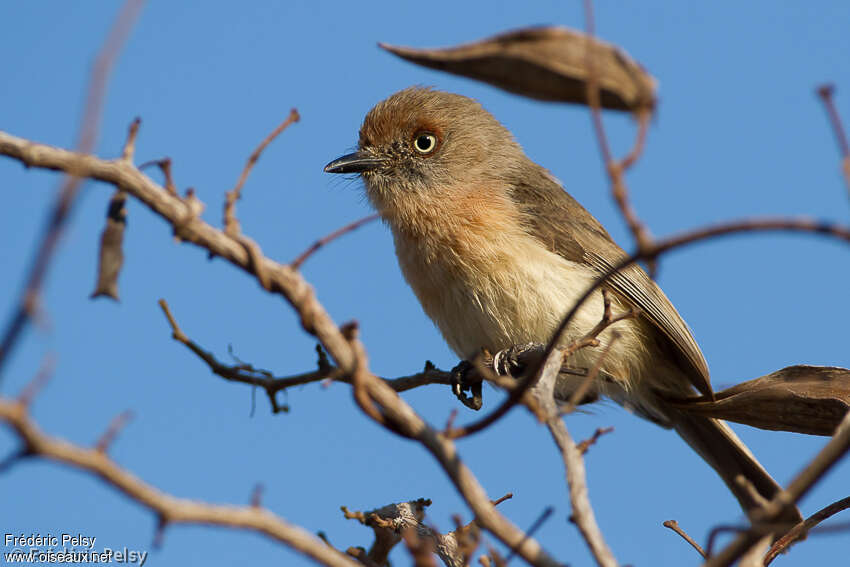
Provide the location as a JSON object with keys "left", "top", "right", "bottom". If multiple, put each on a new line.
{"left": 395, "top": 231, "right": 644, "bottom": 378}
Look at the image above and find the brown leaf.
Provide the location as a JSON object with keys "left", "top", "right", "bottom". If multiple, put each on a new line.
{"left": 670, "top": 365, "right": 850, "bottom": 436}
{"left": 91, "top": 190, "right": 127, "bottom": 301}
{"left": 379, "top": 26, "right": 657, "bottom": 112}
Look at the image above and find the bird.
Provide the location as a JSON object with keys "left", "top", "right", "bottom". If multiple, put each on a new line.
{"left": 324, "top": 86, "right": 800, "bottom": 523}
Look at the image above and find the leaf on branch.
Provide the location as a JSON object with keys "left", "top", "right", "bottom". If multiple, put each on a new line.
{"left": 380, "top": 26, "right": 657, "bottom": 112}
{"left": 90, "top": 190, "right": 127, "bottom": 300}
{"left": 670, "top": 365, "right": 850, "bottom": 436}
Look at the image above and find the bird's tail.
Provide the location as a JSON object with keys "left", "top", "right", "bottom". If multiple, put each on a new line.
{"left": 667, "top": 409, "right": 803, "bottom": 525}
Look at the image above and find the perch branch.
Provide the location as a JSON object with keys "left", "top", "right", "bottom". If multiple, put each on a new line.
{"left": 533, "top": 349, "right": 618, "bottom": 567}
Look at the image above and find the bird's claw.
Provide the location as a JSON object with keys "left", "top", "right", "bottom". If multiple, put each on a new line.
{"left": 450, "top": 360, "right": 483, "bottom": 410}
{"left": 493, "top": 343, "right": 543, "bottom": 377}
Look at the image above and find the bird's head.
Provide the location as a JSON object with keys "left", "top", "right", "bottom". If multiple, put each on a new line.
{"left": 324, "top": 87, "right": 525, "bottom": 217}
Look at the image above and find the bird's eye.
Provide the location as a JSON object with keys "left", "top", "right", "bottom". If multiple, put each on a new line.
{"left": 413, "top": 133, "right": 438, "bottom": 154}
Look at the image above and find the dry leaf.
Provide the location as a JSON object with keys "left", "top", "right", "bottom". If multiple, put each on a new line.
{"left": 380, "top": 26, "right": 656, "bottom": 112}
{"left": 91, "top": 190, "right": 127, "bottom": 300}
{"left": 671, "top": 365, "right": 850, "bottom": 436}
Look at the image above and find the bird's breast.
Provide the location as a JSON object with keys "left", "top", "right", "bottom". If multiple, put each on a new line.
{"left": 392, "top": 220, "right": 609, "bottom": 360}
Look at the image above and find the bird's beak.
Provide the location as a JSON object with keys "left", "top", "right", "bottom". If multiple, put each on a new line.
{"left": 323, "top": 151, "right": 386, "bottom": 174}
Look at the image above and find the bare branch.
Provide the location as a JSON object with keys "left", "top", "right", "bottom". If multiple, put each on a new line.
{"left": 704, "top": 410, "right": 850, "bottom": 566}
{"left": 121, "top": 117, "right": 141, "bottom": 162}
{"left": 532, "top": 349, "right": 618, "bottom": 567}
{"left": 291, "top": 213, "right": 380, "bottom": 270}
{"left": 492, "top": 493, "right": 513, "bottom": 507}
{"left": 346, "top": 324, "right": 391, "bottom": 430}
{"left": 157, "top": 299, "right": 451, "bottom": 413}
{"left": 577, "top": 427, "right": 614, "bottom": 456}
{"left": 95, "top": 410, "right": 134, "bottom": 453}
{"left": 816, "top": 84, "right": 850, "bottom": 199}
{"left": 224, "top": 109, "right": 300, "bottom": 237}
{"left": 583, "top": 0, "right": 655, "bottom": 273}
{"left": 342, "top": 498, "right": 486, "bottom": 567}
{"left": 4, "top": 81, "right": 850, "bottom": 567}
{"left": 764, "top": 495, "right": 850, "bottom": 565}
{"left": 662, "top": 520, "right": 706, "bottom": 559}
{"left": 0, "top": 0, "right": 144, "bottom": 377}
{"left": 250, "top": 483, "right": 265, "bottom": 508}
{"left": 0, "top": 398, "right": 361, "bottom": 567}
{"left": 139, "top": 157, "right": 177, "bottom": 196}
{"left": 16, "top": 354, "right": 56, "bottom": 408}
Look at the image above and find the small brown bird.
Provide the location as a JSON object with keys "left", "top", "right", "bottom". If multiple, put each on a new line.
{"left": 325, "top": 86, "right": 799, "bottom": 520}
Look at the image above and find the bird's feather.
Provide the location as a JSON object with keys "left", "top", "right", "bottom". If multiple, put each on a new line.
{"left": 510, "top": 166, "right": 712, "bottom": 397}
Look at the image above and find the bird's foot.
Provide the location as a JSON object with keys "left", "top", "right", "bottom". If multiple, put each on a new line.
{"left": 450, "top": 360, "right": 483, "bottom": 411}
{"left": 492, "top": 342, "right": 543, "bottom": 377}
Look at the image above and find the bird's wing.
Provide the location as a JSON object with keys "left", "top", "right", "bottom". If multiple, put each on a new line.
{"left": 510, "top": 168, "right": 712, "bottom": 397}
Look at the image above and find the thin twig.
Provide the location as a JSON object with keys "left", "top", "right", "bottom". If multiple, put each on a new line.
{"left": 16, "top": 355, "right": 56, "bottom": 408}
{"left": 705, "top": 410, "right": 850, "bottom": 566}
{"left": 140, "top": 158, "right": 178, "bottom": 196}
{"left": 0, "top": 0, "right": 144, "bottom": 377}
{"left": 577, "top": 427, "right": 614, "bottom": 456}
{"left": 504, "top": 507, "right": 554, "bottom": 563}
{"left": 816, "top": 84, "right": 850, "bottom": 200}
{"left": 583, "top": 0, "right": 655, "bottom": 273}
{"left": 620, "top": 110, "right": 651, "bottom": 171}
{"left": 157, "top": 299, "right": 452, "bottom": 413}
{"left": 562, "top": 334, "right": 620, "bottom": 415}
{"left": 291, "top": 213, "right": 380, "bottom": 269}
{"left": 95, "top": 410, "right": 134, "bottom": 453}
{"left": 662, "top": 520, "right": 706, "bottom": 558}
{"left": 224, "top": 109, "right": 300, "bottom": 236}
{"left": 492, "top": 493, "right": 513, "bottom": 506}
{"left": 250, "top": 483, "right": 264, "bottom": 508}
{"left": 764, "top": 495, "right": 850, "bottom": 565}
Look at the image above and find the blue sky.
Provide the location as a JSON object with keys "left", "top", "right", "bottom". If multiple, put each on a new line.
{"left": 1, "top": 2, "right": 849, "bottom": 566}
